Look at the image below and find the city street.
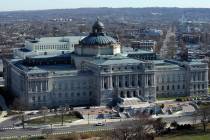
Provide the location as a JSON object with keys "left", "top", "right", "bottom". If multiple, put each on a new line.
{"left": 160, "top": 26, "right": 177, "bottom": 58}
{"left": 0, "top": 99, "right": 200, "bottom": 139}
{"left": 0, "top": 113, "right": 202, "bottom": 139}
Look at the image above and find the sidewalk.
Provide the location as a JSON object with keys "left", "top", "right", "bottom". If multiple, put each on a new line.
{"left": 0, "top": 111, "right": 8, "bottom": 123}
{"left": 155, "top": 100, "right": 174, "bottom": 104}
{"left": 152, "top": 111, "right": 194, "bottom": 119}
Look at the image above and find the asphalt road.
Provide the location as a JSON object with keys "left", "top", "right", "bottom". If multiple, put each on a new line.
{"left": 160, "top": 27, "right": 176, "bottom": 58}
{"left": 0, "top": 115, "right": 202, "bottom": 139}
{"left": 0, "top": 122, "right": 122, "bottom": 138}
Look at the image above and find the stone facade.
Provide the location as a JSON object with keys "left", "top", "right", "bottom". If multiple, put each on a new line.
{"left": 154, "top": 60, "right": 208, "bottom": 97}
{"left": 3, "top": 20, "right": 209, "bottom": 109}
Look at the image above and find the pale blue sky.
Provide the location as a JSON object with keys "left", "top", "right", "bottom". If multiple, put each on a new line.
{"left": 0, "top": 0, "right": 210, "bottom": 11}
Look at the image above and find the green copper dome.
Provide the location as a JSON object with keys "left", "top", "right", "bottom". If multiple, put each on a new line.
{"left": 79, "top": 19, "right": 117, "bottom": 46}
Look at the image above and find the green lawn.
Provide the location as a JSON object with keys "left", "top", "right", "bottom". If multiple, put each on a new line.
{"left": 157, "top": 96, "right": 188, "bottom": 101}
{"left": 156, "top": 133, "right": 210, "bottom": 140}
{"left": 26, "top": 114, "right": 80, "bottom": 124}
{"left": 157, "top": 97, "right": 177, "bottom": 101}
{"left": 6, "top": 111, "right": 22, "bottom": 116}
{"left": 156, "top": 123, "right": 210, "bottom": 140}
{"left": 208, "top": 86, "right": 210, "bottom": 94}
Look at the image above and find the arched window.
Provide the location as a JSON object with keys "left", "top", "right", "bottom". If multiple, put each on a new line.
{"left": 120, "top": 91, "right": 124, "bottom": 98}
{"left": 119, "top": 81, "right": 122, "bottom": 87}
{"left": 104, "top": 83, "right": 108, "bottom": 89}
{"left": 202, "top": 84, "right": 205, "bottom": 89}
{"left": 139, "top": 90, "right": 141, "bottom": 96}
{"left": 133, "top": 91, "right": 137, "bottom": 97}
{"left": 112, "top": 82, "right": 115, "bottom": 88}
{"left": 148, "top": 80, "right": 151, "bottom": 86}
{"left": 177, "top": 85, "right": 180, "bottom": 89}
{"left": 138, "top": 80, "right": 141, "bottom": 87}
{"left": 125, "top": 81, "right": 129, "bottom": 87}
{"left": 127, "top": 91, "right": 131, "bottom": 98}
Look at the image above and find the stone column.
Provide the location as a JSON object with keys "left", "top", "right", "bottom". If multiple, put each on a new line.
{"left": 129, "top": 74, "right": 131, "bottom": 87}
{"left": 102, "top": 77, "right": 105, "bottom": 89}
{"left": 40, "top": 81, "right": 43, "bottom": 92}
{"left": 196, "top": 72, "right": 198, "bottom": 81}
{"left": 122, "top": 91, "right": 127, "bottom": 98}
{"left": 205, "top": 71, "right": 208, "bottom": 81}
{"left": 135, "top": 90, "right": 139, "bottom": 97}
{"left": 122, "top": 75, "right": 125, "bottom": 87}
{"left": 116, "top": 76, "right": 119, "bottom": 87}
{"left": 145, "top": 75, "right": 148, "bottom": 87}
{"left": 131, "top": 91, "right": 134, "bottom": 97}
{"left": 101, "top": 77, "right": 103, "bottom": 89}
{"left": 200, "top": 72, "right": 202, "bottom": 81}
{"left": 35, "top": 82, "right": 38, "bottom": 92}
{"left": 109, "top": 76, "right": 113, "bottom": 89}
{"left": 46, "top": 81, "right": 48, "bottom": 91}
{"left": 135, "top": 74, "right": 138, "bottom": 87}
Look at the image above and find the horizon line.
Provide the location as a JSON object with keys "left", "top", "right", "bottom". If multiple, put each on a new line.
{"left": 1, "top": 6, "right": 210, "bottom": 12}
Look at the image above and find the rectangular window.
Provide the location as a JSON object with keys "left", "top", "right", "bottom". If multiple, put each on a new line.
{"left": 38, "top": 96, "right": 41, "bottom": 102}
{"left": 32, "top": 96, "right": 35, "bottom": 102}
{"left": 202, "top": 84, "right": 205, "bottom": 89}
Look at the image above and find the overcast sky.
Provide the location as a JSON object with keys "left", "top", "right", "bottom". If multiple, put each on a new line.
{"left": 1, "top": 0, "right": 210, "bottom": 11}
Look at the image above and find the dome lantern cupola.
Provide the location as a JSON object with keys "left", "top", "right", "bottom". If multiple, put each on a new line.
{"left": 75, "top": 18, "right": 121, "bottom": 56}
{"left": 92, "top": 18, "right": 104, "bottom": 34}
{"left": 79, "top": 18, "right": 117, "bottom": 46}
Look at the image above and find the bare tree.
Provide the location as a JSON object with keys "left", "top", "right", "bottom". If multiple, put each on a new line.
{"left": 40, "top": 106, "right": 48, "bottom": 123}
{"left": 11, "top": 98, "right": 29, "bottom": 129}
{"left": 11, "top": 98, "right": 28, "bottom": 111}
{"left": 194, "top": 104, "right": 210, "bottom": 132}
{"left": 153, "top": 118, "right": 166, "bottom": 135}
{"left": 111, "top": 114, "right": 154, "bottom": 140}
{"left": 61, "top": 107, "right": 65, "bottom": 126}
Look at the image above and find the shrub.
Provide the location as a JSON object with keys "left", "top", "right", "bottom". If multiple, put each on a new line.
{"left": 160, "top": 104, "right": 165, "bottom": 109}
{"left": 57, "top": 133, "right": 80, "bottom": 140}
{"left": 80, "top": 133, "right": 93, "bottom": 139}
{"left": 28, "top": 136, "right": 45, "bottom": 140}
{"left": 176, "top": 124, "right": 192, "bottom": 130}
{"left": 73, "top": 111, "right": 83, "bottom": 119}
{"left": 161, "top": 128, "right": 171, "bottom": 135}
{"left": 176, "top": 98, "right": 182, "bottom": 102}
{"left": 170, "top": 121, "right": 178, "bottom": 128}
{"left": 144, "top": 134, "right": 155, "bottom": 140}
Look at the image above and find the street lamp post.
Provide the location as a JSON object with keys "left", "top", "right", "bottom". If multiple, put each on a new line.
{"left": 61, "top": 107, "right": 64, "bottom": 126}
{"left": 88, "top": 113, "right": 90, "bottom": 125}
{"left": 21, "top": 114, "right": 25, "bottom": 129}
{"left": 50, "top": 124, "right": 53, "bottom": 133}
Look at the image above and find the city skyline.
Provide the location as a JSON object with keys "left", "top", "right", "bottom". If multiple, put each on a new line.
{"left": 0, "top": 0, "right": 210, "bottom": 11}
